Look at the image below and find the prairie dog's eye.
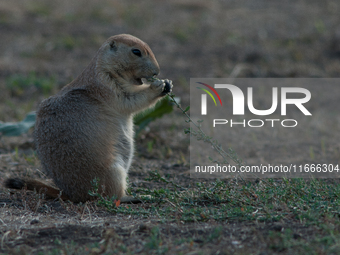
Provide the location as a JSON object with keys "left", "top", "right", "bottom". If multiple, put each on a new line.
{"left": 131, "top": 49, "right": 142, "bottom": 57}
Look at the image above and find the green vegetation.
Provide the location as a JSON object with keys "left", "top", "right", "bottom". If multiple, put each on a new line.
{"left": 90, "top": 170, "right": 340, "bottom": 224}
{"left": 26, "top": 2, "right": 52, "bottom": 17}
{"left": 134, "top": 96, "right": 173, "bottom": 136}
{"left": 6, "top": 72, "right": 56, "bottom": 96}
{"left": 0, "top": 111, "right": 35, "bottom": 137}
{"left": 85, "top": 170, "right": 340, "bottom": 254}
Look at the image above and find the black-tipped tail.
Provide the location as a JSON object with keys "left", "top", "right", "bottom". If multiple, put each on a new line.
{"left": 4, "top": 178, "right": 26, "bottom": 190}
{"left": 4, "top": 177, "right": 70, "bottom": 201}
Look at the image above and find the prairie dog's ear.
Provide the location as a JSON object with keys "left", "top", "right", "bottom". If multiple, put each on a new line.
{"left": 109, "top": 40, "right": 117, "bottom": 51}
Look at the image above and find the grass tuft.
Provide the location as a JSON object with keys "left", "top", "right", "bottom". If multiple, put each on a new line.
{"left": 6, "top": 72, "right": 56, "bottom": 96}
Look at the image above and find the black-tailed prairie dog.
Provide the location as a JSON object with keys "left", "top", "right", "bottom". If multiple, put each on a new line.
{"left": 4, "top": 34, "right": 173, "bottom": 203}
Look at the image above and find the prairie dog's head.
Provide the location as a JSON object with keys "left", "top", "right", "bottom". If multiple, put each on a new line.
{"left": 96, "top": 34, "right": 160, "bottom": 86}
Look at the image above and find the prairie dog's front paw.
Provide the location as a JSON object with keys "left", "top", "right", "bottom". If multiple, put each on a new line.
{"left": 150, "top": 78, "right": 164, "bottom": 91}
{"left": 162, "top": 79, "right": 173, "bottom": 95}
{"left": 149, "top": 78, "right": 173, "bottom": 96}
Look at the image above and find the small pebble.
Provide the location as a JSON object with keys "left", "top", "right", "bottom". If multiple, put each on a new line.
{"left": 30, "top": 219, "right": 39, "bottom": 225}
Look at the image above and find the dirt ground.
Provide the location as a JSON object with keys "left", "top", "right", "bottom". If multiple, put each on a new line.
{"left": 0, "top": 0, "right": 340, "bottom": 254}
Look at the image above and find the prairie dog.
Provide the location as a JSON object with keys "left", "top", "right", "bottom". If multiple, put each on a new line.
{"left": 5, "top": 34, "right": 173, "bottom": 202}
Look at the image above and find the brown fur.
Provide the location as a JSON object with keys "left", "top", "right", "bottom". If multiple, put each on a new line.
{"left": 4, "top": 34, "right": 173, "bottom": 203}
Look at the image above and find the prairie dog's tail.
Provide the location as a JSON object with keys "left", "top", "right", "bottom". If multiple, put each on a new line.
{"left": 4, "top": 178, "right": 69, "bottom": 200}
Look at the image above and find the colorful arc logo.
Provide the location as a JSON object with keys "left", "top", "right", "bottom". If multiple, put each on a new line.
{"left": 196, "top": 82, "right": 222, "bottom": 115}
